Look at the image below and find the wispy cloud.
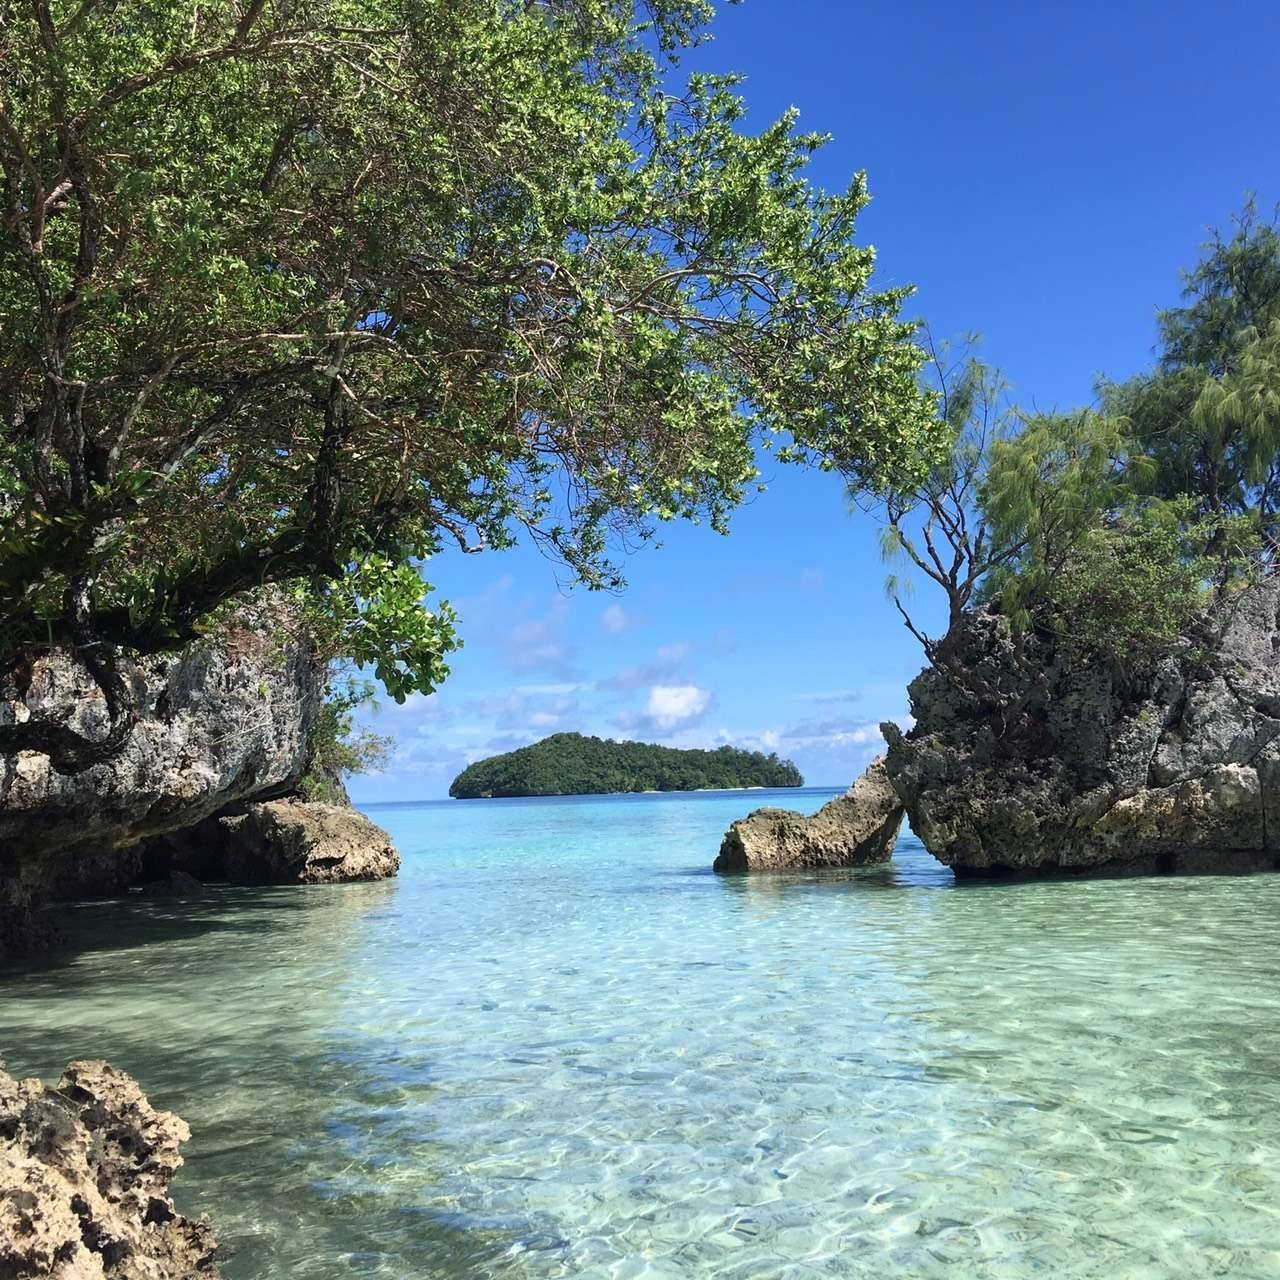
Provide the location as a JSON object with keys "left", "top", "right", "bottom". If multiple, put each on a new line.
{"left": 465, "top": 688, "right": 581, "bottom": 734}
{"left": 502, "top": 598, "right": 577, "bottom": 676}
{"left": 729, "top": 565, "right": 829, "bottom": 595}
{"left": 783, "top": 718, "right": 909, "bottom": 748}
{"left": 797, "top": 689, "right": 863, "bottom": 704}
{"left": 600, "top": 603, "right": 646, "bottom": 635}
{"left": 597, "top": 642, "right": 693, "bottom": 691}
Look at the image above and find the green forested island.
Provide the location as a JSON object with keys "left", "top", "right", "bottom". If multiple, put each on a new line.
{"left": 449, "top": 734, "right": 803, "bottom": 799}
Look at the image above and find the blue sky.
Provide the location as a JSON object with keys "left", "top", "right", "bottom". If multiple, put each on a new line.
{"left": 351, "top": 0, "right": 1280, "bottom": 802}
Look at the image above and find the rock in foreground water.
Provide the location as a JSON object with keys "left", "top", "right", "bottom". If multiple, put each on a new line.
{"left": 714, "top": 757, "right": 904, "bottom": 872}
{"left": 0, "top": 1060, "right": 219, "bottom": 1278}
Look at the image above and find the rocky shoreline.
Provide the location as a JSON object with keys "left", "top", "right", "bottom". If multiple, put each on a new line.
{"left": 0, "top": 627, "right": 400, "bottom": 1273}
{"left": 0, "top": 626, "right": 399, "bottom": 956}
{"left": 7, "top": 585, "right": 1279, "bottom": 1277}
{"left": 717, "top": 581, "right": 1280, "bottom": 880}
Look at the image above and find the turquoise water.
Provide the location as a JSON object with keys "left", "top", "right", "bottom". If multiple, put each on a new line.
{"left": 5, "top": 788, "right": 1280, "bottom": 1278}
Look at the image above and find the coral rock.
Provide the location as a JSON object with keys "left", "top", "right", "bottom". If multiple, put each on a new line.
{"left": 0, "top": 1059, "right": 219, "bottom": 1278}
{"left": 715, "top": 756, "right": 904, "bottom": 872}
{"left": 214, "top": 799, "right": 400, "bottom": 884}
{"left": 884, "top": 581, "right": 1280, "bottom": 877}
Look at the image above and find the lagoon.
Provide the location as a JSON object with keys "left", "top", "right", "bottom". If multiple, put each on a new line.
{"left": 4, "top": 788, "right": 1280, "bottom": 1278}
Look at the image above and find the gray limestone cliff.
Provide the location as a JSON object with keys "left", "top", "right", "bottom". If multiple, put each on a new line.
{"left": 715, "top": 582, "right": 1280, "bottom": 880}
{"left": 883, "top": 580, "right": 1280, "bottom": 877}
{"left": 1, "top": 620, "right": 398, "bottom": 953}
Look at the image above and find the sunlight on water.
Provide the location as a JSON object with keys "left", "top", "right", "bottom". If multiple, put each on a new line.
{"left": 5, "top": 788, "right": 1280, "bottom": 1278}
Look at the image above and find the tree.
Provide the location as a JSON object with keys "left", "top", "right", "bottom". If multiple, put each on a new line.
{"left": 1027, "top": 500, "right": 1230, "bottom": 663}
{"left": 978, "top": 408, "right": 1137, "bottom": 631}
{"left": 296, "top": 675, "right": 392, "bottom": 806}
{"left": 447, "top": 732, "right": 802, "bottom": 798}
{"left": 1103, "top": 202, "right": 1280, "bottom": 558}
{"left": 857, "top": 337, "right": 1024, "bottom": 659}
{"left": 0, "top": 0, "right": 939, "bottom": 772}
{"left": 867, "top": 210, "right": 1280, "bottom": 694}
{"left": 859, "top": 338, "right": 1129, "bottom": 664}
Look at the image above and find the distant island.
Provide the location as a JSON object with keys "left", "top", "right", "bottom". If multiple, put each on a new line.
{"left": 448, "top": 733, "right": 804, "bottom": 799}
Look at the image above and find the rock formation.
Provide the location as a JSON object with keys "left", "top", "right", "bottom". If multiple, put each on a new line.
{"left": 1, "top": 615, "right": 401, "bottom": 954}
{"left": 0, "top": 1059, "right": 219, "bottom": 1278}
{"left": 883, "top": 580, "right": 1280, "bottom": 877}
{"left": 714, "top": 756, "right": 904, "bottom": 872}
{"left": 168, "top": 798, "right": 400, "bottom": 885}
{"left": 1, "top": 624, "right": 319, "bottom": 867}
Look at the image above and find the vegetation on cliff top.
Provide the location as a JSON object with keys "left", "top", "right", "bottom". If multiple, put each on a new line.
{"left": 297, "top": 676, "right": 393, "bottom": 806}
{"left": 449, "top": 733, "right": 802, "bottom": 799}
{"left": 0, "top": 0, "right": 939, "bottom": 773}
{"left": 866, "top": 204, "right": 1280, "bottom": 679}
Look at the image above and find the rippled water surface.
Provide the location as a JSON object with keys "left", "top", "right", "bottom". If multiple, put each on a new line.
{"left": 5, "top": 789, "right": 1280, "bottom": 1278}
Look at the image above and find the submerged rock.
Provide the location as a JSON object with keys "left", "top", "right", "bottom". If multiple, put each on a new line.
{"left": 212, "top": 799, "right": 399, "bottom": 885}
{"left": 136, "top": 870, "right": 208, "bottom": 899}
{"left": 714, "top": 756, "right": 904, "bottom": 872}
{"left": 0, "top": 1059, "right": 219, "bottom": 1277}
{"left": 884, "top": 581, "right": 1280, "bottom": 877}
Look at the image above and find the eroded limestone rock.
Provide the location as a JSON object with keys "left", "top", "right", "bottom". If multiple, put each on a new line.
{"left": 1, "top": 622, "right": 323, "bottom": 950}
{"left": 0, "top": 1059, "right": 219, "bottom": 1278}
{"left": 212, "top": 799, "right": 399, "bottom": 885}
{"left": 715, "top": 756, "right": 904, "bottom": 872}
{"left": 883, "top": 581, "right": 1280, "bottom": 877}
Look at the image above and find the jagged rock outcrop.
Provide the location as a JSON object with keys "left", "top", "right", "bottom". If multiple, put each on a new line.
{"left": 186, "top": 798, "right": 399, "bottom": 885}
{"left": 0, "top": 1059, "right": 219, "bottom": 1278}
{"left": 1, "top": 628, "right": 321, "bottom": 864}
{"left": 883, "top": 580, "right": 1280, "bottom": 877}
{"left": 0, "top": 625, "right": 323, "bottom": 950}
{"left": 714, "top": 756, "right": 904, "bottom": 872}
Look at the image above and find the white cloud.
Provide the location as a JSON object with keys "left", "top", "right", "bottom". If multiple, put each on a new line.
{"left": 601, "top": 603, "right": 645, "bottom": 634}
{"left": 646, "top": 684, "right": 712, "bottom": 730}
{"left": 527, "top": 710, "right": 565, "bottom": 728}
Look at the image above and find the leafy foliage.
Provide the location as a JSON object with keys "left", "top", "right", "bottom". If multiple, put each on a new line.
{"left": 0, "top": 0, "right": 939, "bottom": 770}
{"left": 449, "top": 732, "right": 802, "bottom": 798}
{"left": 297, "top": 675, "right": 392, "bottom": 806}
{"left": 868, "top": 209, "right": 1280, "bottom": 675}
{"left": 977, "top": 410, "right": 1136, "bottom": 627}
{"left": 1022, "top": 503, "right": 1221, "bottom": 662}
{"left": 1102, "top": 201, "right": 1280, "bottom": 553}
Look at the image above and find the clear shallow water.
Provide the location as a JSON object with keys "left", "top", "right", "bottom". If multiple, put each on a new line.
{"left": 5, "top": 788, "right": 1280, "bottom": 1279}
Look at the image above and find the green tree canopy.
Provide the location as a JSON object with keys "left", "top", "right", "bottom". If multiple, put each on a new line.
{"left": 0, "top": 0, "right": 938, "bottom": 770}
{"left": 449, "top": 732, "right": 802, "bottom": 798}
{"left": 1102, "top": 202, "right": 1280, "bottom": 548}
{"left": 862, "top": 339, "right": 1138, "bottom": 663}
{"left": 865, "top": 209, "right": 1280, "bottom": 679}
